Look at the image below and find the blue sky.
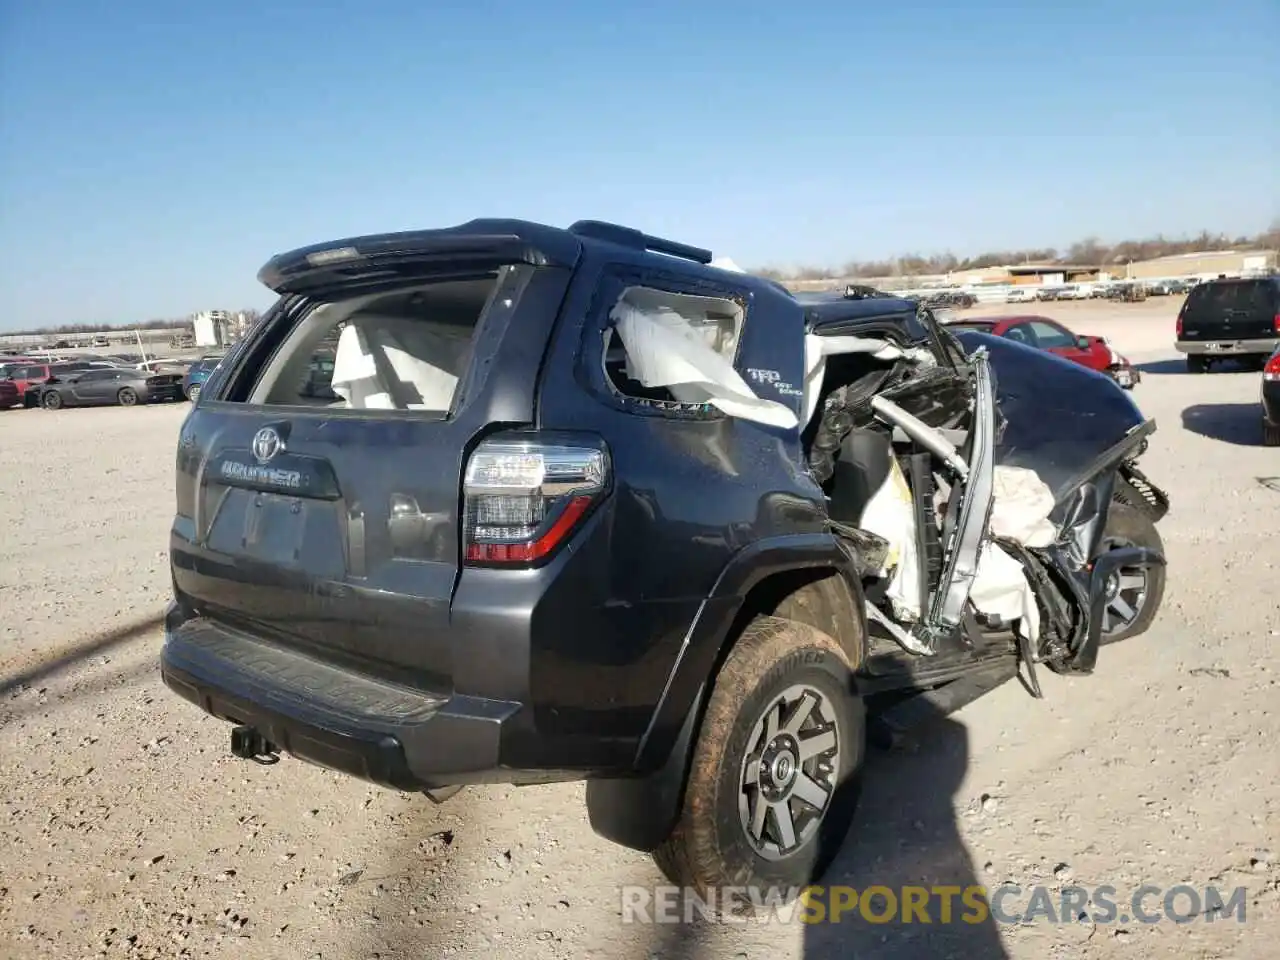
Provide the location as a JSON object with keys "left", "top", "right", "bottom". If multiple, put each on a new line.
{"left": 1, "top": 0, "right": 1276, "bottom": 329}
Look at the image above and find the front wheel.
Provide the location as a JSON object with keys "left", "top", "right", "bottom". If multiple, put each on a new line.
{"left": 42, "top": 390, "right": 62, "bottom": 410}
{"left": 186, "top": 383, "right": 201, "bottom": 402}
{"left": 117, "top": 387, "right": 138, "bottom": 406}
{"left": 1097, "top": 500, "right": 1166, "bottom": 645}
{"left": 652, "top": 616, "right": 864, "bottom": 907}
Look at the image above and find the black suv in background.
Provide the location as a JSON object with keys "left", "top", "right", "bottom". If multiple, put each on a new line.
{"left": 1175, "top": 276, "right": 1280, "bottom": 372}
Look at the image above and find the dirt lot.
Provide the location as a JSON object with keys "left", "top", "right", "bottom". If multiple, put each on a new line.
{"left": 2, "top": 299, "right": 1277, "bottom": 960}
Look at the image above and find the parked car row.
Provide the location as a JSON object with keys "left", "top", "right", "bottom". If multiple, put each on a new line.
{"left": 0, "top": 349, "right": 343, "bottom": 411}
{"left": 0, "top": 353, "right": 227, "bottom": 410}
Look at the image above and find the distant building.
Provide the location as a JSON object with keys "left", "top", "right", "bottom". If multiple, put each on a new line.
{"left": 192, "top": 310, "right": 256, "bottom": 347}
{"left": 1121, "top": 249, "right": 1277, "bottom": 281}
{"left": 193, "top": 310, "right": 233, "bottom": 347}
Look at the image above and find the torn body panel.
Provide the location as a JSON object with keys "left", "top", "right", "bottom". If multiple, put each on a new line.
{"left": 787, "top": 317, "right": 1167, "bottom": 688}
{"left": 588, "top": 275, "right": 1165, "bottom": 692}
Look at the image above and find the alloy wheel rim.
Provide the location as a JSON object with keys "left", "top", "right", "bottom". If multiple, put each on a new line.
{"left": 737, "top": 683, "right": 841, "bottom": 861}
{"left": 1099, "top": 536, "right": 1148, "bottom": 635}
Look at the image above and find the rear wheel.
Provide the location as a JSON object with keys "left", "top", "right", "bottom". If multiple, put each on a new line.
{"left": 1097, "top": 500, "right": 1165, "bottom": 645}
{"left": 652, "top": 616, "right": 864, "bottom": 908}
{"left": 1263, "top": 419, "right": 1280, "bottom": 447}
{"left": 42, "top": 390, "right": 62, "bottom": 410}
{"left": 186, "top": 383, "right": 201, "bottom": 402}
{"left": 117, "top": 387, "right": 138, "bottom": 406}
{"left": 1186, "top": 355, "right": 1209, "bottom": 374}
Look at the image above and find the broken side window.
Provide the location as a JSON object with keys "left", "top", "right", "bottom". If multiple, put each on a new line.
{"left": 602, "top": 285, "right": 798, "bottom": 429}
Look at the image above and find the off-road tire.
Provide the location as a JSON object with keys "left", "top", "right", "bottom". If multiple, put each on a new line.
{"left": 1097, "top": 499, "right": 1166, "bottom": 645}
{"left": 117, "top": 387, "right": 138, "bottom": 406}
{"left": 41, "top": 390, "right": 62, "bottom": 410}
{"left": 1263, "top": 419, "right": 1280, "bottom": 448}
{"left": 1186, "top": 355, "right": 1209, "bottom": 374}
{"left": 652, "top": 616, "right": 864, "bottom": 908}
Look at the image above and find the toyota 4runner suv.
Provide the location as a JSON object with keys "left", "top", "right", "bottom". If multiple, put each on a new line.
{"left": 162, "top": 218, "right": 1168, "bottom": 900}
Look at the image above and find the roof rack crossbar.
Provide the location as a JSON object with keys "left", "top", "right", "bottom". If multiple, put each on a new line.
{"left": 568, "top": 220, "right": 713, "bottom": 265}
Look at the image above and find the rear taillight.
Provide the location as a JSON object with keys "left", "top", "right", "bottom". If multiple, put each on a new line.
{"left": 1273, "top": 313, "right": 1280, "bottom": 334}
{"left": 1175, "top": 311, "right": 1184, "bottom": 339}
{"left": 1264, "top": 354, "right": 1280, "bottom": 381}
{"left": 462, "top": 435, "right": 608, "bottom": 565}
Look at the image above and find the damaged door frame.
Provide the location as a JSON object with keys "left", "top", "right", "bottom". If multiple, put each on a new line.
{"left": 859, "top": 347, "right": 997, "bottom": 656}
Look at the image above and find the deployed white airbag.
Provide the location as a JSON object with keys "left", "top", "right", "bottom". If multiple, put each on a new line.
{"left": 967, "top": 465, "right": 1058, "bottom": 642}
{"left": 858, "top": 456, "right": 923, "bottom": 620}
{"left": 609, "top": 298, "right": 799, "bottom": 430}
{"left": 969, "top": 541, "right": 1043, "bottom": 643}
{"left": 860, "top": 456, "right": 1058, "bottom": 641}
{"left": 330, "top": 314, "right": 469, "bottom": 411}
{"left": 988, "top": 465, "right": 1057, "bottom": 548}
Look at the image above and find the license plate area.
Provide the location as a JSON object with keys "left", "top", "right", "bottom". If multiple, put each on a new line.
{"left": 204, "top": 487, "right": 344, "bottom": 573}
{"left": 1205, "top": 342, "right": 1239, "bottom": 353}
{"left": 248, "top": 492, "right": 306, "bottom": 565}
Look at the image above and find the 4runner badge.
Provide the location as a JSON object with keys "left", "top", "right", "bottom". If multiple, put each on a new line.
{"left": 251, "top": 427, "right": 285, "bottom": 464}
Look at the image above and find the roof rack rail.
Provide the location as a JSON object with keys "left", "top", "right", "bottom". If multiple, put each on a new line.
{"left": 568, "top": 220, "right": 713, "bottom": 265}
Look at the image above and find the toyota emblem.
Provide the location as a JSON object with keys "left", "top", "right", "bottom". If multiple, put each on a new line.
{"left": 251, "top": 426, "right": 284, "bottom": 464}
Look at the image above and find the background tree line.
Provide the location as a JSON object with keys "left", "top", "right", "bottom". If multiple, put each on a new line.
{"left": 9, "top": 221, "right": 1280, "bottom": 334}
{"left": 755, "top": 222, "right": 1280, "bottom": 281}
{"left": 9, "top": 309, "right": 262, "bottom": 338}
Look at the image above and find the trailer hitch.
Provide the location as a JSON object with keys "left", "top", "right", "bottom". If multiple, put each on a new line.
{"left": 230, "top": 725, "right": 280, "bottom": 765}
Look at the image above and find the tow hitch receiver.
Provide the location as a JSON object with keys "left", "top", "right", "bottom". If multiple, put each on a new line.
{"left": 230, "top": 725, "right": 280, "bottom": 765}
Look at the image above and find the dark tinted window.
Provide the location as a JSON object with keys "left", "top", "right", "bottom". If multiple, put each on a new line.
{"left": 17, "top": 365, "right": 47, "bottom": 379}
{"left": 1186, "top": 280, "right": 1278, "bottom": 315}
{"left": 75, "top": 370, "right": 114, "bottom": 382}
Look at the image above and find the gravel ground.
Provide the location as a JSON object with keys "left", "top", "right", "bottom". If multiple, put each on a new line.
{"left": 2, "top": 303, "right": 1277, "bottom": 960}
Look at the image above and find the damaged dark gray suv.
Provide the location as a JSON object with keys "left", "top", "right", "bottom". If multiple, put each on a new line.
{"left": 162, "top": 219, "right": 1169, "bottom": 900}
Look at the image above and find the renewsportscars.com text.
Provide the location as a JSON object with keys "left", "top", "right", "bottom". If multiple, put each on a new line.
{"left": 620, "top": 883, "right": 1249, "bottom": 926}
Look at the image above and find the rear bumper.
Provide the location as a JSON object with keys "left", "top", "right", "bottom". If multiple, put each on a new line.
{"left": 1176, "top": 337, "right": 1280, "bottom": 356}
{"left": 160, "top": 608, "right": 523, "bottom": 791}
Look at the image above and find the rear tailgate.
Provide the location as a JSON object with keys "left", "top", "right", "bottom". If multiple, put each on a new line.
{"left": 1180, "top": 280, "right": 1279, "bottom": 342}
{"left": 171, "top": 258, "right": 574, "bottom": 692}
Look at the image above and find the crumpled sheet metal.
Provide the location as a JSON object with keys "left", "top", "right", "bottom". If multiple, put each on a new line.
{"left": 864, "top": 460, "right": 1058, "bottom": 644}
{"left": 803, "top": 334, "right": 935, "bottom": 427}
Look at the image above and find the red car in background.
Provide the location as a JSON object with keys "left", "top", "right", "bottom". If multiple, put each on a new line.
{"left": 940, "top": 314, "right": 1140, "bottom": 389}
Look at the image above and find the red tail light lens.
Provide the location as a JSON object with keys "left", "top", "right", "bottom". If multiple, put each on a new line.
{"left": 462, "top": 435, "right": 608, "bottom": 565}
{"left": 1273, "top": 313, "right": 1280, "bottom": 334}
{"left": 1264, "top": 353, "right": 1280, "bottom": 382}
{"left": 1175, "top": 312, "right": 1184, "bottom": 339}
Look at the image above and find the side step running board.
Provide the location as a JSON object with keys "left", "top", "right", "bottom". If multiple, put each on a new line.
{"left": 866, "top": 658, "right": 1018, "bottom": 748}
